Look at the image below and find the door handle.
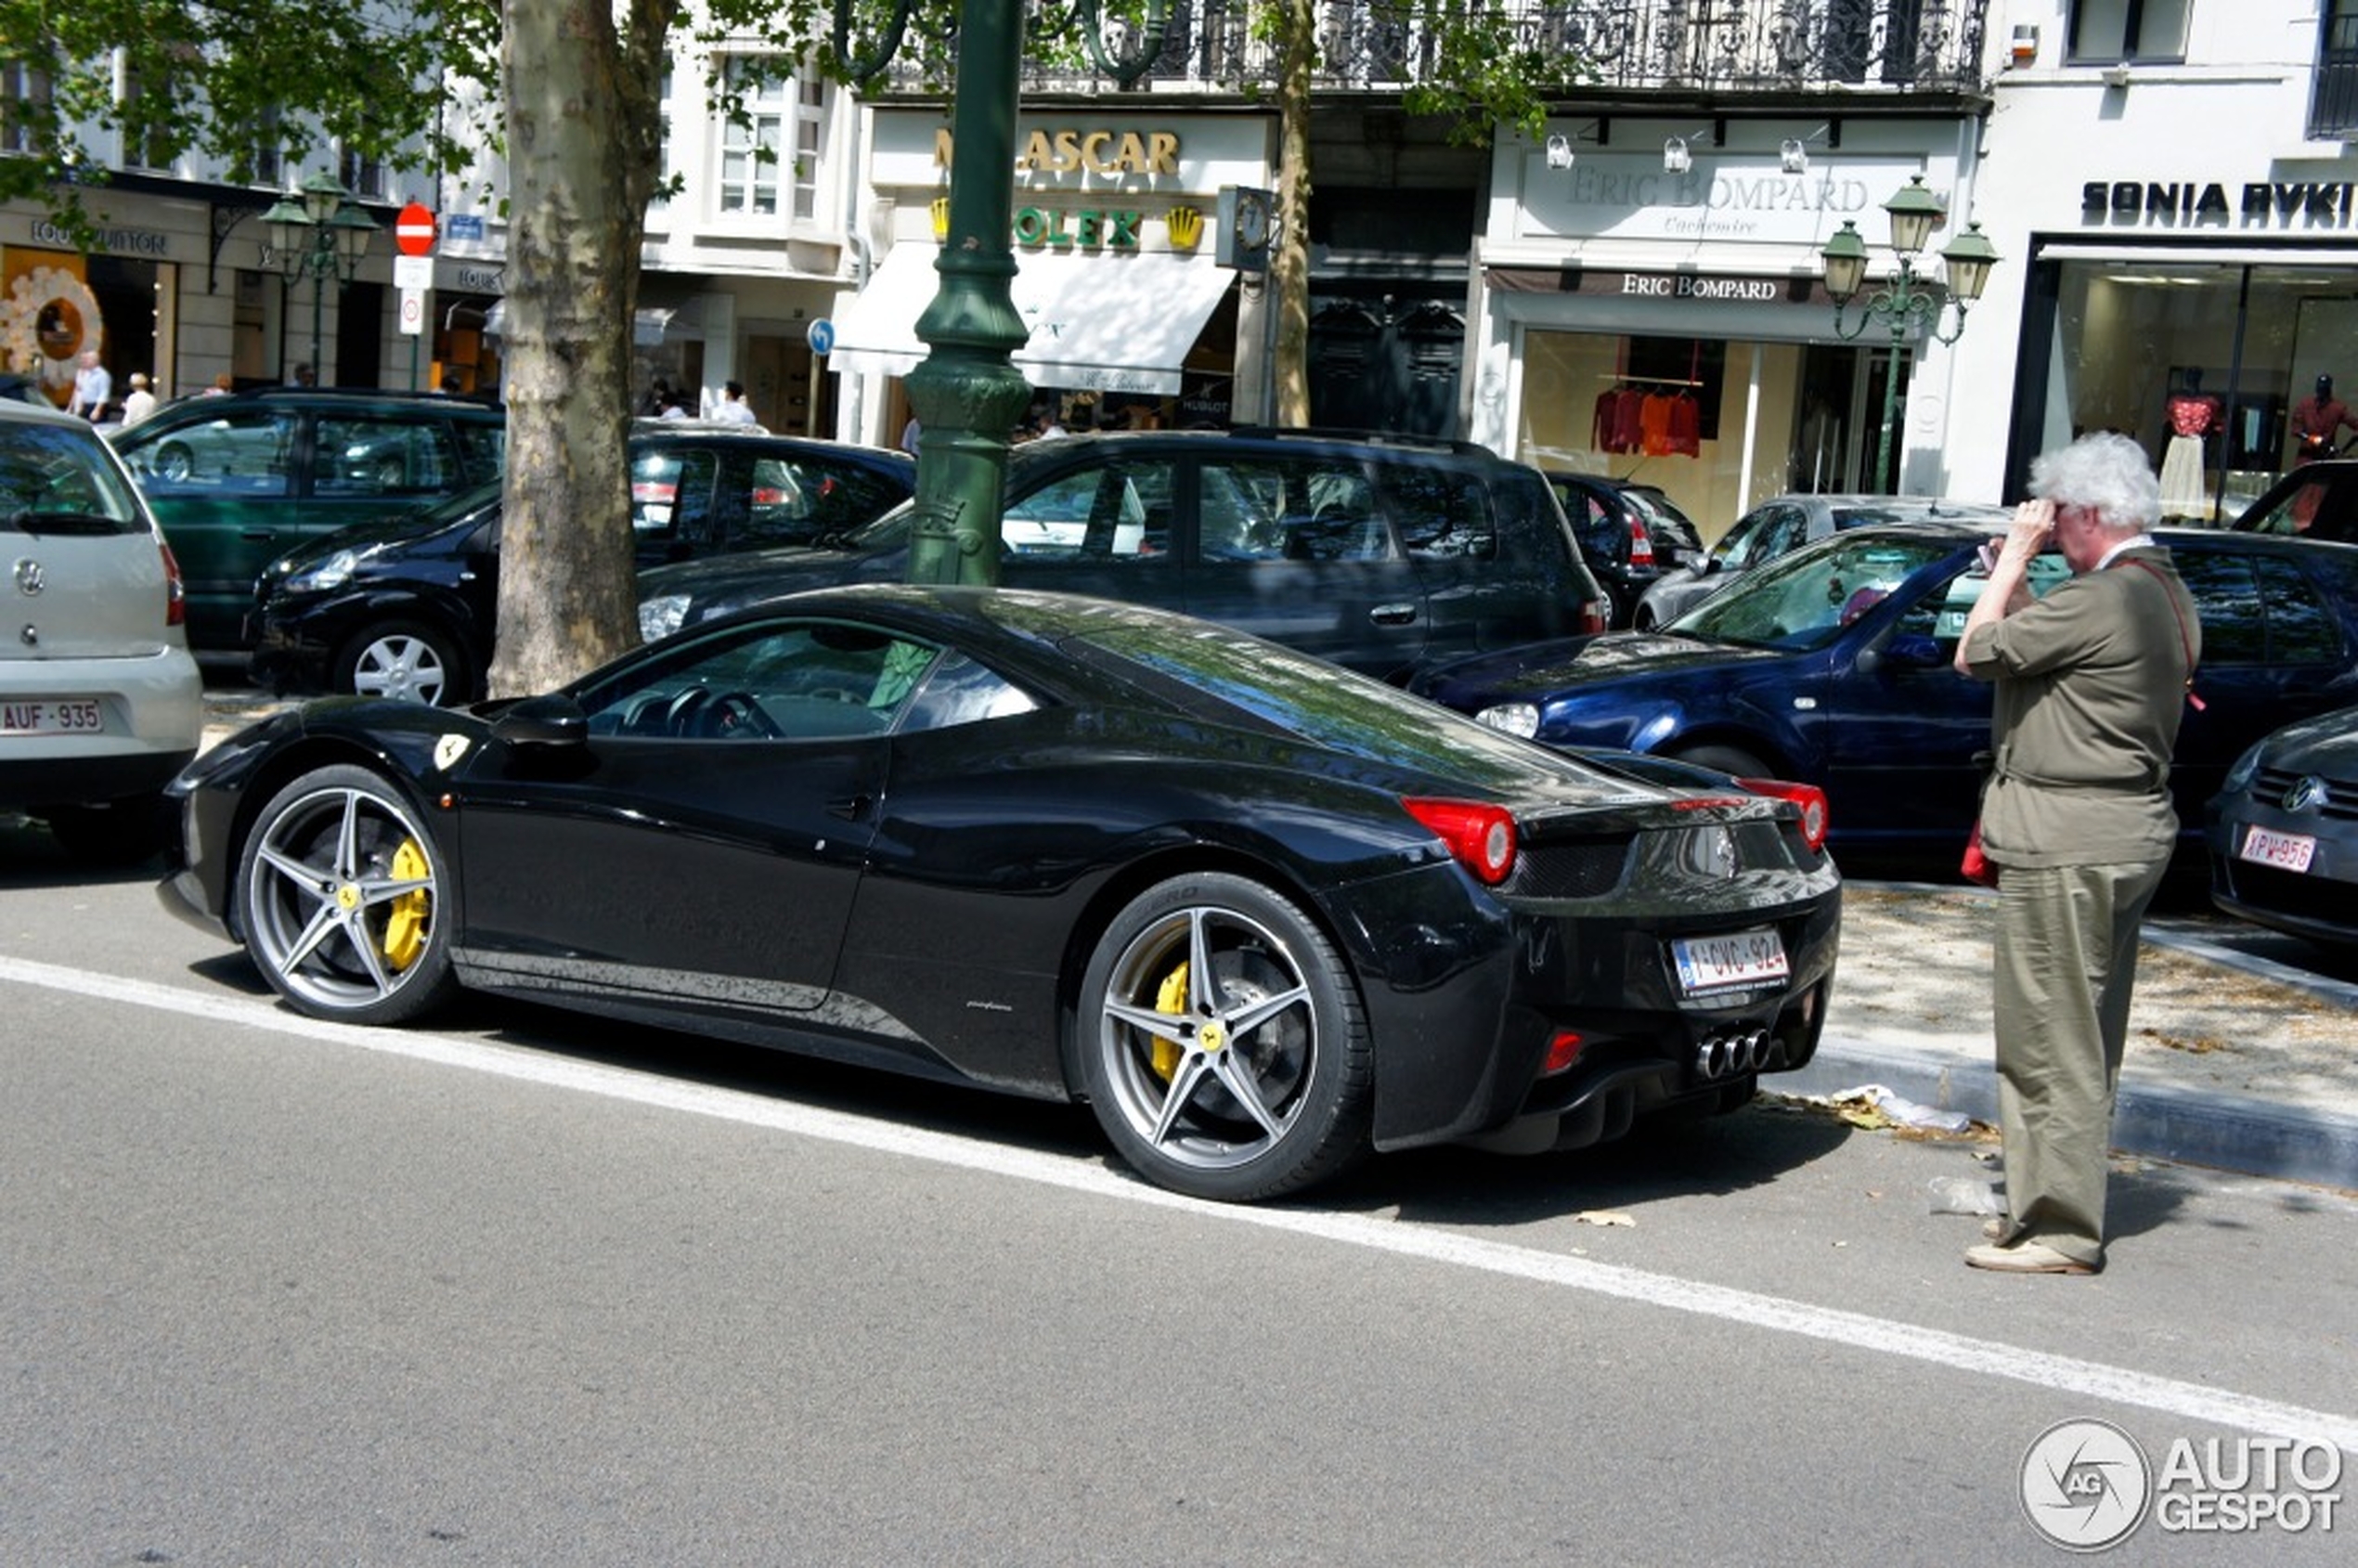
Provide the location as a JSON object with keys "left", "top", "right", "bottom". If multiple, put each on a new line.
{"left": 1370, "top": 603, "right": 1419, "bottom": 626}
{"left": 826, "top": 793, "right": 873, "bottom": 822}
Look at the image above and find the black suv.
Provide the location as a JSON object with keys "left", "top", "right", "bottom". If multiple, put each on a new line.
{"left": 248, "top": 428, "right": 916, "bottom": 705}
{"left": 110, "top": 387, "right": 507, "bottom": 651}
{"left": 637, "top": 429, "right": 1608, "bottom": 683}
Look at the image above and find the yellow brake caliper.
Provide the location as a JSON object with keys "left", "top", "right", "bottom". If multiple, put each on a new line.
{"left": 1150, "top": 961, "right": 1189, "bottom": 1081}
{"left": 380, "top": 839, "right": 432, "bottom": 972}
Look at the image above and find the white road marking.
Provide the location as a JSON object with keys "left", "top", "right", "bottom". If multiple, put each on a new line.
{"left": 11, "top": 951, "right": 2354, "bottom": 1454}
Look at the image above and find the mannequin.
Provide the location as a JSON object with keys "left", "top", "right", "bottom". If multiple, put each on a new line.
{"left": 2158, "top": 369, "right": 2222, "bottom": 519}
{"left": 2290, "top": 373, "right": 2358, "bottom": 463}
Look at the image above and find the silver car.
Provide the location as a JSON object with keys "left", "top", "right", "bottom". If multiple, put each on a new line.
{"left": 2, "top": 399, "right": 202, "bottom": 862}
{"left": 1633, "top": 493, "right": 2009, "bottom": 629}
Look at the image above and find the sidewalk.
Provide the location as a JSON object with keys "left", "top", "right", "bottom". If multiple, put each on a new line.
{"left": 1793, "top": 883, "right": 2358, "bottom": 1193}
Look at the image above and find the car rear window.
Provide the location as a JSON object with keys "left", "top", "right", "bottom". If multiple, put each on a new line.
{"left": 0, "top": 419, "right": 150, "bottom": 536}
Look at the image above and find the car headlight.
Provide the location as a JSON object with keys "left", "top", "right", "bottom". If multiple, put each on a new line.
{"left": 1475, "top": 702, "right": 1540, "bottom": 739}
{"left": 283, "top": 549, "right": 361, "bottom": 593}
{"left": 639, "top": 593, "right": 690, "bottom": 642}
{"left": 2222, "top": 741, "right": 2266, "bottom": 797}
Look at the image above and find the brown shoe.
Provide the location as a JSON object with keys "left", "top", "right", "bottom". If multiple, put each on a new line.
{"left": 1965, "top": 1239, "right": 2099, "bottom": 1275}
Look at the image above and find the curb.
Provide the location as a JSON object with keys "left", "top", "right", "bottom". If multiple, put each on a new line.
{"left": 1790, "top": 1034, "right": 2358, "bottom": 1194}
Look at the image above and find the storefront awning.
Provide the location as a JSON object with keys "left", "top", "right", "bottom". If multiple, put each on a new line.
{"left": 827, "top": 245, "right": 1232, "bottom": 395}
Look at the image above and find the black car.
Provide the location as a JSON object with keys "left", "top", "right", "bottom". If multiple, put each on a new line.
{"left": 1414, "top": 522, "right": 2358, "bottom": 865}
{"left": 2206, "top": 704, "right": 2358, "bottom": 947}
{"left": 1547, "top": 473, "right": 1705, "bottom": 628}
{"left": 160, "top": 585, "right": 1840, "bottom": 1202}
{"left": 637, "top": 429, "right": 1610, "bottom": 684}
{"left": 2229, "top": 459, "right": 2358, "bottom": 543}
{"left": 247, "top": 430, "right": 916, "bottom": 705}
{"left": 110, "top": 387, "right": 510, "bottom": 652}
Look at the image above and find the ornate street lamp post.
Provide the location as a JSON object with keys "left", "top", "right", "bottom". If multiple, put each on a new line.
{"left": 261, "top": 172, "right": 380, "bottom": 384}
{"left": 1820, "top": 175, "right": 2001, "bottom": 493}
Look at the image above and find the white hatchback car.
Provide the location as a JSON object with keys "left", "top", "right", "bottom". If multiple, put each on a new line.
{"left": 2, "top": 398, "right": 202, "bottom": 862}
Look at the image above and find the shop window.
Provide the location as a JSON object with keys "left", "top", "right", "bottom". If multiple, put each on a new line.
{"left": 2066, "top": 0, "right": 2190, "bottom": 64}
{"left": 2313, "top": 1, "right": 2358, "bottom": 138}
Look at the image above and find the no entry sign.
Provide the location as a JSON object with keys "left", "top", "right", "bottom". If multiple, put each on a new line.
{"left": 395, "top": 202, "right": 437, "bottom": 257}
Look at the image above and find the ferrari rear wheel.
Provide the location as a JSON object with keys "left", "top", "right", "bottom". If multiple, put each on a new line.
{"left": 1079, "top": 873, "right": 1370, "bottom": 1201}
{"left": 238, "top": 764, "right": 457, "bottom": 1025}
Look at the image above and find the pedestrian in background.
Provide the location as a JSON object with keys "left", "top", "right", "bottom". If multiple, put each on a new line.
{"left": 119, "top": 371, "right": 157, "bottom": 426}
{"left": 67, "top": 350, "right": 111, "bottom": 420}
{"left": 1951, "top": 431, "right": 2199, "bottom": 1276}
{"left": 712, "top": 380, "right": 759, "bottom": 425}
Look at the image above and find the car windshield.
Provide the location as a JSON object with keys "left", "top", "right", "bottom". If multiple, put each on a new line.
{"left": 1670, "top": 532, "right": 1966, "bottom": 650}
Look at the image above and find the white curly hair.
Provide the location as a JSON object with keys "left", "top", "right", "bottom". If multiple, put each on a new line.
{"left": 2028, "top": 432, "right": 2161, "bottom": 531}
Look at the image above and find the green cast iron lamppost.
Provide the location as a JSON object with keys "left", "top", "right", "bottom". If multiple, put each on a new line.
{"left": 261, "top": 172, "right": 379, "bottom": 384}
{"left": 1820, "top": 175, "right": 2001, "bottom": 494}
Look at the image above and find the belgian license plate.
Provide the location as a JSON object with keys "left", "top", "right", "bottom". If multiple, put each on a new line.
{"left": 1, "top": 698, "right": 104, "bottom": 736}
{"left": 2239, "top": 825, "right": 2317, "bottom": 874}
{"left": 1672, "top": 928, "right": 1789, "bottom": 995}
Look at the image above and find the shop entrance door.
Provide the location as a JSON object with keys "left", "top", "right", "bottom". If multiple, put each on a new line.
{"left": 1795, "top": 343, "right": 1879, "bottom": 494}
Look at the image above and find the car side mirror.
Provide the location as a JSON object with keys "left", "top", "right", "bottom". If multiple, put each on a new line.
{"left": 492, "top": 693, "right": 589, "bottom": 748}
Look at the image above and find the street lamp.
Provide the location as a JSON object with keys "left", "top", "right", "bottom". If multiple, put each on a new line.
{"left": 1820, "top": 175, "right": 2001, "bottom": 493}
{"left": 261, "top": 172, "right": 380, "bottom": 383}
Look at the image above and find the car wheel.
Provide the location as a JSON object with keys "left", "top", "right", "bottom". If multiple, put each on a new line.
{"left": 338, "top": 621, "right": 471, "bottom": 706}
{"left": 1078, "top": 872, "right": 1370, "bottom": 1201}
{"left": 1670, "top": 743, "right": 1770, "bottom": 780}
{"left": 38, "top": 796, "right": 167, "bottom": 866}
{"left": 237, "top": 764, "right": 457, "bottom": 1025}
{"left": 155, "top": 442, "right": 195, "bottom": 482}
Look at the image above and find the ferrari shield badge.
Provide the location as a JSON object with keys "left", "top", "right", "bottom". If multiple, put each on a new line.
{"left": 434, "top": 733, "right": 471, "bottom": 771}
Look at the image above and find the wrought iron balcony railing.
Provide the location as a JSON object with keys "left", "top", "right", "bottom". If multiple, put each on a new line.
{"left": 911, "top": 1, "right": 1993, "bottom": 98}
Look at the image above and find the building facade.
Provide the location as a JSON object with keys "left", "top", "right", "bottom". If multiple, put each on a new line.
{"left": 1946, "top": 0, "right": 2358, "bottom": 521}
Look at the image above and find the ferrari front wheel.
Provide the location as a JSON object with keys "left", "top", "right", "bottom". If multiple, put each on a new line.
{"left": 1079, "top": 873, "right": 1370, "bottom": 1201}
{"left": 237, "top": 764, "right": 457, "bottom": 1025}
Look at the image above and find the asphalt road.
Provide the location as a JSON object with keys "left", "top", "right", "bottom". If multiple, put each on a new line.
{"left": 6, "top": 829, "right": 2356, "bottom": 1565}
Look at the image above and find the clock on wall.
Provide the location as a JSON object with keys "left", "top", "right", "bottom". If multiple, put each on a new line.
{"left": 1216, "top": 186, "right": 1274, "bottom": 273}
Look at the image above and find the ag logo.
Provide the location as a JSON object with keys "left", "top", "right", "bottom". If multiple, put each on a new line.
{"left": 2020, "top": 1418, "right": 2152, "bottom": 1551}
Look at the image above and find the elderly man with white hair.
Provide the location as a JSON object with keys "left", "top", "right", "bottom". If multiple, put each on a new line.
{"left": 1951, "top": 432, "right": 2201, "bottom": 1276}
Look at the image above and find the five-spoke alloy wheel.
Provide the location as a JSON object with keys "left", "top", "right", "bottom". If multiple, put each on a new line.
{"left": 1080, "top": 873, "right": 1369, "bottom": 1200}
{"left": 238, "top": 765, "right": 457, "bottom": 1025}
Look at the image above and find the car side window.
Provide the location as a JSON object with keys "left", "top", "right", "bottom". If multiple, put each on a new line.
{"left": 2253, "top": 557, "right": 2346, "bottom": 661}
{"left": 900, "top": 648, "right": 1040, "bottom": 732}
{"left": 453, "top": 423, "right": 506, "bottom": 484}
{"left": 1385, "top": 464, "right": 1495, "bottom": 562}
{"left": 2240, "top": 476, "right": 2338, "bottom": 537}
{"left": 315, "top": 417, "right": 459, "bottom": 498}
{"left": 579, "top": 620, "right": 940, "bottom": 741}
{"left": 1195, "top": 456, "right": 1387, "bottom": 563}
{"left": 119, "top": 409, "right": 297, "bottom": 497}
{"left": 1003, "top": 460, "right": 1163, "bottom": 561}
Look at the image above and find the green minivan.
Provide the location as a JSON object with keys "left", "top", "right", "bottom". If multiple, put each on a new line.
{"left": 111, "top": 388, "right": 505, "bottom": 651}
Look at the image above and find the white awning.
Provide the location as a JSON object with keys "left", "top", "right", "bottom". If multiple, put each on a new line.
{"left": 827, "top": 245, "right": 1232, "bottom": 395}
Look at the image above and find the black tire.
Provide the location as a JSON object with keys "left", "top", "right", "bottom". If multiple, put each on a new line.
{"left": 39, "top": 796, "right": 168, "bottom": 866}
{"left": 154, "top": 442, "right": 195, "bottom": 482}
{"left": 335, "top": 619, "right": 472, "bottom": 706}
{"left": 1670, "top": 743, "right": 1770, "bottom": 781}
{"left": 1077, "top": 872, "right": 1370, "bottom": 1201}
{"left": 237, "top": 764, "right": 457, "bottom": 1025}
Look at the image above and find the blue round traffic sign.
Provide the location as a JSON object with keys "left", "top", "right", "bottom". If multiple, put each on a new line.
{"left": 807, "top": 318, "right": 835, "bottom": 356}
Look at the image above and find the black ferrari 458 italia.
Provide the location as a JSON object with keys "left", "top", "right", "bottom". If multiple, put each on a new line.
{"left": 159, "top": 585, "right": 1842, "bottom": 1200}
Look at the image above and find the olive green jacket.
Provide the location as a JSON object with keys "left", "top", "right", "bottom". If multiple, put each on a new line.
{"left": 1959, "top": 545, "right": 2199, "bottom": 869}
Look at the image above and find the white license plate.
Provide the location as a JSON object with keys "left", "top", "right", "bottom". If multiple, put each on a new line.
{"left": 2239, "top": 825, "right": 2317, "bottom": 874}
{"left": 0, "top": 698, "right": 105, "bottom": 736}
{"left": 1672, "top": 928, "right": 1790, "bottom": 995}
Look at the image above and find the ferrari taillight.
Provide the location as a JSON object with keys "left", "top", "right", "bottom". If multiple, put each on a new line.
{"left": 1737, "top": 777, "right": 1830, "bottom": 853}
{"left": 1404, "top": 797, "right": 1517, "bottom": 884}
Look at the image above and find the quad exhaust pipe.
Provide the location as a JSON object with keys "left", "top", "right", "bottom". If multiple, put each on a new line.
{"left": 1694, "top": 1029, "right": 1774, "bottom": 1080}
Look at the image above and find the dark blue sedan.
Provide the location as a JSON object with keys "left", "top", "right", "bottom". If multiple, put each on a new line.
{"left": 1414, "top": 522, "right": 2358, "bottom": 862}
